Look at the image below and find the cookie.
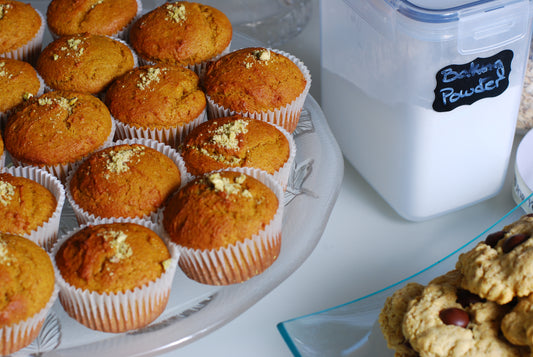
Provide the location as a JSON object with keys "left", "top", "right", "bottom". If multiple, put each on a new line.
{"left": 501, "top": 294, "right": 533, "bottom": 348}
{"left": 456, "top": 214, "right": 533, "bottom": 304}
{"left": 402, "top": 270, "right": 524, "bottom": 357}
{"left": 378, "top": 282, "right": 424, "bottom": 357}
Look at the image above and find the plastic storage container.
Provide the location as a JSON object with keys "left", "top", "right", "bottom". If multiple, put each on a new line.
{"left": 321, "top": 0, "right": 533, "bottom": 221}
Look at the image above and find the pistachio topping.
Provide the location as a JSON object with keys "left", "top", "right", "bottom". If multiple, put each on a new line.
{"left": 211, "top": 119, "right": 248, "bottom": 150}
{"left": 208, "top": 173, "right": 252, "bottom": 198}
{"left": 91, "top": 0, "right": 104, "bottom": 9}
{"left": 162, "top": 258, "right": 172, "bottom": 272}
{"left": 137, "top": 67, "right": 162, "bottom": 90}
{"left": 103, "top": 146, "right": 145, "bottom": 175}
{"left": 165, "top": 3, "right": 186, "bottom": 23}
{"left": 0, "top": 180, "right": 15, "bottom": 206}
{"left": 0, "top": 239, "right": 12, "bottom": 265}
{"left": 38, "top": 96, "right": 78, "bottom": 114}
{"left": 101, "top": 230, "right": 133, "bottom": 263}
{"left": 0, "top": 62, "right": 11, "bottom": 78}
{"left": 0, "top": 4, "right": 11, "bottom": 19}
{"left": 22, "top": 92, "right": 33, "bottom": 101}
{"left": 245, "top": 49, "right": 272, "bottom": 68}
{"left": 199, "top": 147, "right": 242, "bottom": 165}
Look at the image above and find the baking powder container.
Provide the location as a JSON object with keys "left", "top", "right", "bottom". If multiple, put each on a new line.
{"left": 322, "top": 0, "right": 533, "bottom": 220}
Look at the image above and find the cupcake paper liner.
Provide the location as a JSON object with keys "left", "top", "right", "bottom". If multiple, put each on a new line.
{"left": 51, "top": 218, "right": 179, "bottom": 333}
{"left": 0, "top": 285, "right": 59, "bottom": 356}
{"left": 113, "top": 107, "right": 208, "bottom": 149}
{"left": 0, "top": 8, "right": 45, "bottom": 65}
{"left": 66, "top": 137, "right": 191, "bottom": 226}
{"left": 164, "top": 167, "right": 284, "bottom": 285}
{"left": 270, "top": 122, "right": 296, "bottom": 190}
{"left": 0, "top": 166, "right": 66, "bottom": 251}
{"left": 206, "top": 48, "right": 312, "bottom": 133}
{"left": 9, "top": 118, "right": 116, "bottom": 183}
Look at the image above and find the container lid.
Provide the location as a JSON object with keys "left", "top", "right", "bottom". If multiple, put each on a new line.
{"left": 513, "top": 129, "right": 533, "bottom": 213}
{"left": 345, "top": 0, "right": 530, "bottom": 23}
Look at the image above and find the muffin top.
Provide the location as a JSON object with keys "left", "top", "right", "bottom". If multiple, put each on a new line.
{"left": 0, "top": 0, "right": 42, "bottom": 54}
{"left": 47, "top": 0, "right": 138, "bottom": 37}
{"left": 0, "top": 173, "right": 57, "bottom": 236}
{"left": 181, "top": 115, "right": 290, "bottom": 176}
{"left": 129, "top": 1, "right": 232, "bottom": 66}
{"left": 105, "top": 64, "right": 206, "bottom": 129}
{"left": 4, "top": 90, "right": 113, "bottom": 166}
{"left": 0, "top": 58, "right": 41, "bottom": 113}
{"left": 203, "top": 47, "right": 307, "bottom": 113}
{"left": 55, "top": 222, "right": 171, "bottom": 293}
{"left": 36, "top": 33, "right": 135, "bottom": 94}
{"left": 0, "top": 233, "right": 55, "bottom": 327}
{"left": 69, "top": 143, "right": 181, "bottom": 219}
{"left": 163, "top": 170, "right": 278, "bottom": 250}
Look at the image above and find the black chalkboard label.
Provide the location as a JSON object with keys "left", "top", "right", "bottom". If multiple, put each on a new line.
{"left": 432, "top": 50, "right": 513, "bottom": 112}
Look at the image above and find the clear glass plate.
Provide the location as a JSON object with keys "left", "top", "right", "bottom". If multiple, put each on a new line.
{"left": 277, "top": 193, "right": 533, "bottom": 357}
{"left": 15, "top": 3, "right": 344, "bottom": 355}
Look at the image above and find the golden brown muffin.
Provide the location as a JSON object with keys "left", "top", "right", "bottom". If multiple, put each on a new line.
{"left": 0, "top": 233, "right": 55, "bottom": 354}
{"left": 181, "top": 115, "right": 290, "bottom": 176}
{"left": 46, "top": 0, "right": 139, "bottom": 37}
{"left": 203, "top": 47, "right": 309, "bottom": 132}
{"left": 35, "top": 33, "right": 135, "bottom": 94}
{"left": 0, "top": 172, "right": 57, "bottom": 236}
{"left": 54, "top": 221, "right": 176, "bottom": 332}
{"left": 0, "top": 58, "right": 41, "bottom": 114}
{"left": 129, "top": 1, "right": 232, "bottom": 67}
{"left": 163, "top": 170, "right": 282, "bottom": 285}
{"left": 68, "top": 143, "right": 182, "bottom": 221}
{"left": 55, "top": 222, "right": 170, "bottom": 293}
{"left": 163, "top": 171, "right": 278, "bottom": 250}
{"left": 4, "top": 91, "right": 113, "bottom": 170}
{"left": 0, "top": 0, "right": 42, "bottom": 55}
{"left": 105, "top": 64, "right": 206, "bottom": 130}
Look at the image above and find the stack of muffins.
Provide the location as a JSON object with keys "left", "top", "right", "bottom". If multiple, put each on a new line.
{"left": 0, "top": 0, "right": 311, "bottom": 350}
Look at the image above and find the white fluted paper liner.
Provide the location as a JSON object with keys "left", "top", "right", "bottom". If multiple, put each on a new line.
{"left": 66, "top": 137, "right": 191, "bottom": 226}
{"left": 268, "top": 123, "right": 296, "bottom": 190}
{"left": 0, "top": 8, "right": 45, "bottom": 64}
{"left": 49, "top": 0, "right": 142, "bottom": 41}
{"left": 0, "top": 71, "right": 45, "bottom": 131}
{"left": 136, "top": 42, "right": 232, "bottom": 80}
{"left": 113, "top": 107, "right": 208, "bottom": 149}
{"left": 164, "top": 167, "right": 284, "bottom": 285}
{"left": 0, "top": 152, "right": 5, "bottom": 168}
{"left": 0, "top": 166, "right": 66, "bottom": 251}
{"left": 0, "top": 285, "right": 58, "bottom": 356}
{"left": 9, "top": 118, "right": 116, "bottom": 183}
{"left": 51, "top": 218, "right": 179, "bottom": 333}
{"left": 206, "top": 48, "right": 311, "bottom": 133}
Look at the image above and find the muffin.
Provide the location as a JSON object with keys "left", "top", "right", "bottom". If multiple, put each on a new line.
{"left": 105, "top": 64, "right": 207, "bottom": 147}
{"left": 46, "top": 0, "right": 141, "bottom": 40}
{"left": 162, "top": 168, "right": 284, "bottom": 285}
{"left": 0, "top": 58, "right": 43, "bottom": 126}
{"left": 180, "top": 115, "right": 295, "bottom": 189}
{"left": 67, "top": 139, "right": 186, "bottom": 224}
{"left": 35, "top": 33, "right": 136, "bottom": 95}
{"left": 203, "top": 47, "right": 311, "bottom": 133}
{"left": 0, "top": 0, "right": 45, "bottom": 63}
{"left": 52, "top": 220, "right": 178, "bottom": 333}
{"left": 0, "top": 167, "right": 65, "bottom": 251}
{"left": 0, "top": 233, "right": 57, "bottom": 355}
{"left": 4, "top": 90, "right": 115, "bottom": 181}
{"left": 129, "top": 1, "right": 232, "bottom": 76}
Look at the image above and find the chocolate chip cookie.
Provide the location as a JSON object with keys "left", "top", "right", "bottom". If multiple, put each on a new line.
{"left": 456, "top": 214, "right": 533, "bottom": 304}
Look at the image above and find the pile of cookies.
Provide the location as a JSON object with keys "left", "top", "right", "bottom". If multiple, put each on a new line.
{"left": 379, "top": 213, "right": 533, "bottom": 356}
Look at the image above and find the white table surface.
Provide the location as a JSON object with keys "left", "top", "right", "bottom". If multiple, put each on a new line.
{"left": 159, "top": 0, "right": 524, "bottom": 356}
